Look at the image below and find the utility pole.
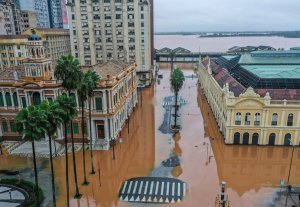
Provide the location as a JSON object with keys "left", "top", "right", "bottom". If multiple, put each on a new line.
{"left": 127, "top": 108, "right": 129, "bottom": 134}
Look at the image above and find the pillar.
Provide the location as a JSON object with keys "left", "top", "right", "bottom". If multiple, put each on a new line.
{"left": 40, "top": 91, "right": 43, "bottom": 102}
{"left": 103, "top": 90, "right": 107, "bottom": 112}
{"left": 278, "top": 130, "right": 283, "bottom": 145}
{"left": 91, "top": 119, "right": 96, "bottom": 141}
{"left": 294, "top": 130, "right": 298, "bottom": 145}
{"left": 280, "top": 110, "right": 285, "bottom": 126}
{"left": 0, "top": 120, "right": 3, "bottom": 136}
{"left": 108, "top": 89, "right": 112, "bottom": 113}
{"left": 75, "top": 90, "right": 79, "bottom": 110}
{"left": 265, "top": 110, "right": 269, "bottom": 126}
{"left": 1, "top": 88, "right": 6, "bottom": 107}
{"left": 10, "top": 88, "right": 14, "bottom": 107}
{"left": 104, "top": 119, "right": 109, "bottom": 141}
{"left": 109, "top": 118, "right": 113, "bottom": 139}
{"left": 16, "top": 89, "right": 21, "bottom": 110}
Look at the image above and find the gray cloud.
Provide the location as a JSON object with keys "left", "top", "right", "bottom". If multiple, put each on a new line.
{"left": 154, "top": 0, "right": 300, "bottom": 32}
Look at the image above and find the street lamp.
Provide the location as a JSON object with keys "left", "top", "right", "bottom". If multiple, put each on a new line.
{"left": 112, "top": 138, "right": 116, "bottom": 160}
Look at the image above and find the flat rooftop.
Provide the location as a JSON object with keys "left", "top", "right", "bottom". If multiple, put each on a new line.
{"left": 242, "top": 65, "right": 300, "bottom": 78}
{"left": 238, "top": 54, "right": 300, "bottom": 65}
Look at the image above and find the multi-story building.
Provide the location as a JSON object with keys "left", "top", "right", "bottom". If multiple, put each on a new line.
{"left": 22, "top": 27, "right": 71, "bottom": 61}
{"left": 0, "top": 0, "right": 37, "bottom": 35}
{"left": 47, "top": 0, "right": 68, "bottom": 29}
{"left": 66, "top": 0, "right": 154, "bottom": 87}
{"left": 0, "top": 31, "right": 138, "bottom": 150}
{"left": 198, "top": 50, "right": 300, "bottom": 146}
{"left": 19, "top": 0, "right": 50, "bottom": 28}
{"left": 0, "top": 35, "right": 29, "bottom": 71}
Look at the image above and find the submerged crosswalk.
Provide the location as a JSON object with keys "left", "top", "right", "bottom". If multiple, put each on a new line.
{"left": 162, "top": 100, "right": 188, "bottom": 106}
{"left": 119, "top": 177, "right": 186, "bottom": 203}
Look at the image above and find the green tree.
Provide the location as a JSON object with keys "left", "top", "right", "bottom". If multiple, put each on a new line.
{"left": 40, "top": 100, "right": 65, "bottom": 207}
{"left": 56, "top": 95, "right": 78, "bottom": 206}
{"left": 55, "top": 54, "right": 83, "bottom": 199}
{"left": 85, "top": 70, "right": 100, "bottom": 174}
{"left": 15, "top": 105, "right": 48, "bottom": 206}
{"left": 77, "top": 79, "right": 89, "bottom": 185}
{"left": 170, "top": 68, "right": 185, "bottom": 127}
{"left": 169, "top": 51, "right": 176, "bottom": 73}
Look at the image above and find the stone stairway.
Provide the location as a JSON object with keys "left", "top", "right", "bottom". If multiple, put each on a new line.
{"left": 93, "top": 139, "right": 109, "bottom": 151}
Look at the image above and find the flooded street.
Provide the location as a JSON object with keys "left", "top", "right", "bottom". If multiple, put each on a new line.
{"left": 1, "top": 69, "right": 300, "bottom": 207}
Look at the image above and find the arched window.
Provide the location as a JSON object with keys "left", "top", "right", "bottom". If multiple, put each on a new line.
{"left": 0, "top": 92, "right": 4, "bottom": 106}
{"left": 287, "top": 114, "right": 294, "bottom": 126}
{"left": 271, "top": 113, "right": 278, "bottom": 126}
{"left": 233, "top": 132, "right": 240, "bottom": 145}
{"left": 269, "top": 133, "right": 276, "bottom": 145}
{"left": 245, "top": 113, "right": 251, "bottom": 125}
{"left": 33, "top": 92, "right": 41, "bottom": 106}
{"left": 13, "top": 92, "right": 18, "bottom": 106}
{"left": 252, "top": 133, "right": 259, "bottom": 145}
{"left": 243, "top": 132, "right": 249, "bottom": 145}
{"left": 5, "top": 92, "right": 12, "bottom": 106}
{"left": 284, "top": 133, "right": 291, "bottom": 146}
{"left": 235, "top": 113, "right": 241, "bottom": 125}
{"left": 254, "top": 113, "right": 260, "bottom": 125}
{"left": 31, "top": 68, "right": 37, "bottom": 76}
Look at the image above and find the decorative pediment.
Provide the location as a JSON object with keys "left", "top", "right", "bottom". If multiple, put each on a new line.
{"left": 239, "top": 87, "right": 260, "bottom": 98}
{"left": 239, "top": 100, "right": 260, "bottom": 107}
{"left": 22, "top": 82, "right": 41, "bottom": 87}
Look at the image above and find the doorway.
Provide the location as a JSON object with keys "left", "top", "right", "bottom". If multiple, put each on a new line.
{"left": 233, "top": 132, "right": 240, "bottom": 145}
{"left": 97, "top": 125, "right": 105, "bottom": 139}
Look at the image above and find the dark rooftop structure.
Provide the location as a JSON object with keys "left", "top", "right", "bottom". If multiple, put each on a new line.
{"left": 228, "top": 45, "right": 276, "bottom": 53}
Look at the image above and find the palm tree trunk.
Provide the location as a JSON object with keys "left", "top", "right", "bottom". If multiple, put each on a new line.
{"left": 68, "top": 91, "right": 80, "bottom": 197}
{"left": 32, "top": 140, "right": 39, "bottom": 205}
{"left": 49, "top": 135, "right": 56, "bottom": 207}
{"left": 82, "top": 102, "right": 88, "bottom": 184}
{"left": 175, "top": 91, "right": 177, "bottom": 127}
{"left": 171, "top": 59, "right": 173, "bottom": 73}
{"left": 64, "top": 123, "right": 70, "bottom": 207}
{"left": 89, "top": 96, "right": 95, "bottom": 174}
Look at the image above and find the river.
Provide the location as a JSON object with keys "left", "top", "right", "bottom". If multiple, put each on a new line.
{"left": 154, "top": 35, "right": 300, "bottom": 52}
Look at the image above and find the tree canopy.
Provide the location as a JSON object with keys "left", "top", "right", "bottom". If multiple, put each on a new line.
{"left": 170, "top": 68, "right": 185, "bottom": 92}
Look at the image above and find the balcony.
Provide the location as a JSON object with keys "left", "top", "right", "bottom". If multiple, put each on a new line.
{"left": 271, "top": 121, "right": 277, "bottom": 126}
{"left": 245, "top": 121, "right": 250, "bottom": 125}
{"left": 235, "top": 121, "right": 241, "bottom": 125}
{"left": 254, "top": 121, "right": 260, "bottom": 126}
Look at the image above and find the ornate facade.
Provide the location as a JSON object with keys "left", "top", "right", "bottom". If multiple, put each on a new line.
{"left": 0, "top": 30, "right": 138, "bottom": 150}
{"left": 198, "top": 57, "right": 300, "bottom": 146}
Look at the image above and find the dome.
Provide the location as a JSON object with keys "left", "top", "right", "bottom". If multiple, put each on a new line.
{"left": 28, "top": 29, "right": 42, "bottom": 41}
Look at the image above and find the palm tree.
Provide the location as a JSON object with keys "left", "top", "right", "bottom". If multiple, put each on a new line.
{"left": 15, "top": 105, "right": 48, "bottom": 206}
{"left": 170, "top": 68, "right": 185, "bottom": 127}
{"left": 40, "top": 100, "right": 65, "bottom": 207}
{"left": 55, "top": 54, "right": 83, "bottom": 199}
{"left": 169, "top": 51, "right": 176, "bottom": 73}
{"left": 56, "top": 95, "right": 78, "bottom": 206}
{"left": 84, "top": 70, "right": 100, "bottom": 174}
{"left": 77, "top": 79, "right": 89, "bottom": 185}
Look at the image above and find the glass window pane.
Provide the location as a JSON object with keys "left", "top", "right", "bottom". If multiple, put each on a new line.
{"left": 3, "top": 122, "right": 8, "bottom": 132}
{"left": 74, "top": 123, "right": 79, "bottom": 134}
{"left": 10, "top": 122, "right": 15, "bottom": 132}
{"left": 21, "top": 97, "right": 27, "bottom": 108}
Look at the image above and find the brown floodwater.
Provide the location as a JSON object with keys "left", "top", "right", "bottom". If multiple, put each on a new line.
{"left": 1, "top": 69, "right": 300, "bottom": 207}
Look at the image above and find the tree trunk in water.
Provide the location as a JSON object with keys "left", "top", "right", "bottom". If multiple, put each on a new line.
{"left": 32, "top": 140, "right": 39, "bottom": 205}
{"left": 65, "top": 123, "right": 70, "bottom": 207}
{"left": 69, "top": 91, "right": 80, "bottom": 197}
{"left": 82, "top": 102, "right": 88, "bottom": 184}
{"left": 49, "top": 136, "right": 56, "bottom": 207}
{"left": 89, "top": 97, "right": 95, "bottom": 174}
{"left": 175, "top": 91, "right": 177, "bottom": 127}
{"left": 171, "top": 59, "right": 173, "bottom": 73}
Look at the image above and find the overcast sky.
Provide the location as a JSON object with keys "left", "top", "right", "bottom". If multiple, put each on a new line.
{"left": 154, "top": 0, "right": 300, "bottom": 32}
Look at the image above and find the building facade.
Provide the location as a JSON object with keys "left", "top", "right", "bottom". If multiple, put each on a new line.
{"left": 198, "top": 52, "right": 300, "bottom": 146}
{"left": 228, "top": 45, "right": 276, "bottom": 53}
{"left": 22, "top": 27, "right": 71, "bottom": 61}
{"left": 66, "top": 0, "right": 154, "bottom": 87}
{"left": 0, "top": 35, "right": 29, "bottom": 71}
{"left": 47, "top": 0, "right": 68, "bottom": 29}
{"left": 19, "top": 0, "right": 50, "bottom": 28}
{"left": 0, "top": 0, "right": 37, "bottom": 35}
{"left": 0, "top": 31, "right": 138, "bottom": 150}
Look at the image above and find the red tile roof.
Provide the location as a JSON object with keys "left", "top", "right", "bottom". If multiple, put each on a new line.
{"left": 0, "top": 35, "right": 30, "bottom": 39}
{"left": 201, "top": 59, "right": 223, "bottom": 74}
{"left": 255, "top": 89, "right": 300, "bottom": 100}
{"left": 0, "top": 65, "right": 25, "bottom": 80}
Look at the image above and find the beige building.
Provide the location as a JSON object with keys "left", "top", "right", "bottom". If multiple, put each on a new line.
{"left": 198, "top": 51, "right": 300, "bottom": 146}
{"left": 66, "top": 0, "right": 154, "bottom": 87}
{"left": 22, "top": 27, "right": 71, "bottom": 61}
{"left": 0, "top": 0, "right": 37, "bottom": 35}
{"left": 0, "top": 35, "right": 29, "bottom": 70}
{"left": 0, "top": 31, "right": 138, "bottom": 150}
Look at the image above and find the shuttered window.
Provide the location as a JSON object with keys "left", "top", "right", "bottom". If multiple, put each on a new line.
{"left": 84, "top": 123, "right": 87, "bottom": 134}
{"left": 96, "top": 98, "right": 102, "bottom": 110}
{"left": 21, "top": 97, "right": 27, "bottom": 108}
{"left": 13, "top": 93, "right": 18, "bottom": 106}
{"left": 47, "top": 98, "right": 53, "bottom": 103}
{"left": 0, "top": 93, "right": 4, "bottom": 106}
{"left": 2, "top": 122, "right": 8, "bottom": 132}
{"left": 10, "top": 122, "right": 15, "bottom": 132}
{"left": 67, "top": 125, "right": 71, "bottom": 134}
{"left": 74, "top": 123, "right": 79, "bottom": 134}
{"left": 5, "top": 93, "right": 12, "bottom": 106}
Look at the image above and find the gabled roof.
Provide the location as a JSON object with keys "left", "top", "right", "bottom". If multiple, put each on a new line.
{"left": 159, "top": 47, "right": 172, "bottom": 53}
{"left": 255, "top": 89, "right": 300, "bottom": 100}
{"left": 173, "top": 47, "right": 190, "bottom": 53}
{"left": 0, "top": 65, "right": 25, "bottom": 80}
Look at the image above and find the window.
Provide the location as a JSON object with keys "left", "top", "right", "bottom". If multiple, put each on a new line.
{"left": 33, "top": 92, "right": 41, "bottom": 106}
{"left": 271, "top": 113, "right": 278, "bottom": 126}
{"left": 79, "top": 98, "right": 85, "bottom": 107}
{"left": 141, "top": 6, "right": 144, "bottom": 11}
{"left": 284, "top": 133, "right": 292, "bottom": 146}
{"left": 73, "top": 30, "right": 76, "bottom": 35}
{"left": 245, "top": 113, "right": 251, "bottom": 125}
{"left": 72, "top": 14, "right": 75, "bottom": 20}
{"left": 254, "top": 113, "right": 260, "bottom": 125}
{"left": 141, "top": 22, "right": 144, "bottom": 27}
{"left": 21, "top": 97, "right": 26, "bottom": 108}
{"left": 10, "top": 122, "right": 15, "bottom": 132}
{"left": 74, "top": 123, "right": 79, "bottom": 134}
{"left": 84, "top": 123, "right": 87, "bottom": 134}
{"left": 13, "top": 92, "right": 18, "bottom": 106}
{"left": 116, "top": 14, "right": 122, "bottom": 19}
{"left": 67, "top": 125, "right": 71, "bottom": 134}
{"left": 96, "top": 98, "right": 102, "bottom": 110}
{"left": 268, "top": 133, "right": 276, "bottom": 145}
{"left": 252, "top": 133, "right": 259, "bottom": 145}
{"left": 287, "top": 113, "right": 294, "bottom": 126}
{"left": 17, "top": 45, "right": 20, "bottom": 49}
{"left": 104, "top": 0, "right": 110, "bottom": 2}
{"left": 47, "top": 98, "right": 53, "bottom": 103}
{"left": 233, "top": 132, "right": 240, "bottom": 145}
{"left": 0, "top": 93, "right": 4, "bottom": 106}
{"left": 2, "top": 122, "right": 8, "bottom": 132}
{"left": 5, "top": 92, "right": 12, "bottom": 106}
{"left": 141, "top": 14, "right": 144, "bottom": 19}
{"left": 235, "top": 113, "right": 241, "bottom": 125}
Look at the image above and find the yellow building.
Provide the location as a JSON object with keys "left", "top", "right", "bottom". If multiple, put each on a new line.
{"left": 22, "top": 27, "right": 71, "bottom": 62}
{"left": 0, "top": 35, "right": 29, "bottom": 70}
{"left": 198, "top": 51, "right": 300, "bottom": 146}
{"left": 0, "top": 30, "right": 138, "bottom": 150}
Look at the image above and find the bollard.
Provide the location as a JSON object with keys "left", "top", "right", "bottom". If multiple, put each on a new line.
{"left": 17, "top": 175, "right": 20, "bottom": 181}
{"left": 9, "top": 190, "right": 12, "bottom": 202}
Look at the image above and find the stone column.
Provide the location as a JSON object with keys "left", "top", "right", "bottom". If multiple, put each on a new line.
{"left": 75, "top": 90, "right": 79, "bottom": 110}
{"left": 265, "top": 110, "right": 269, "bottom": 126}
{"left": 0, "top": 120, "right": 3, "bottom": 136}
{"left": 294, "top": 130, "right": 298, "bottom": 145}
{"left": 9, "top": 88, "right": 14, "bottom": 107}
{"left": 108, "top": 90, "right": 112, "bottom": 113}
{"left": 91, "top": 119, "right": 96, "bottom": 141}
{"left": 297, "top": 110, "right": 300, "bottom": 127}
{"left": 110, "top": 118, "right": 113, "bottom": 139}
{"left": 16, "top": 89, "right": 21, "bottom": 110}
{"left": 1, "top": 88, "right": 6, "bottom": 107}
{"left": 280, "top": 110, "right": 285, "bottom": 126}
{"left": 103, "top": 90, "right": 107, "bottom": 113}
{"left": 54, "top": 89, "right": 57, "bottom": 99}
{"left": 40, "top": 91, "right": 43, "bottom": 102}
{"left": 231, "top": 109, "right": 235, "bottom": 125}
{"left": 278, "top": 130, "right": 283, "bottom": 145}
{"left": 104, "top": 119, "right": 109, "bottom": 142}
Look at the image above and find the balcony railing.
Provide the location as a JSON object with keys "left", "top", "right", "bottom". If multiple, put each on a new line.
{"left": 254, "top": 121, "right": 260, "bottom": 126}
{"left": 271, "top": 121, "right": 277, "bottom": 126}
{"left": 235, "top": 121, "right": 241, "bottom": 125}
{"left": 245, "top": 121, "right": 250, "bottom": 125}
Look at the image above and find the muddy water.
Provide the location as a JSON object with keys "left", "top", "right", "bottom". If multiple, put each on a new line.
{"left": 1, "top": 69, "right": 300, "bottom": 207}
